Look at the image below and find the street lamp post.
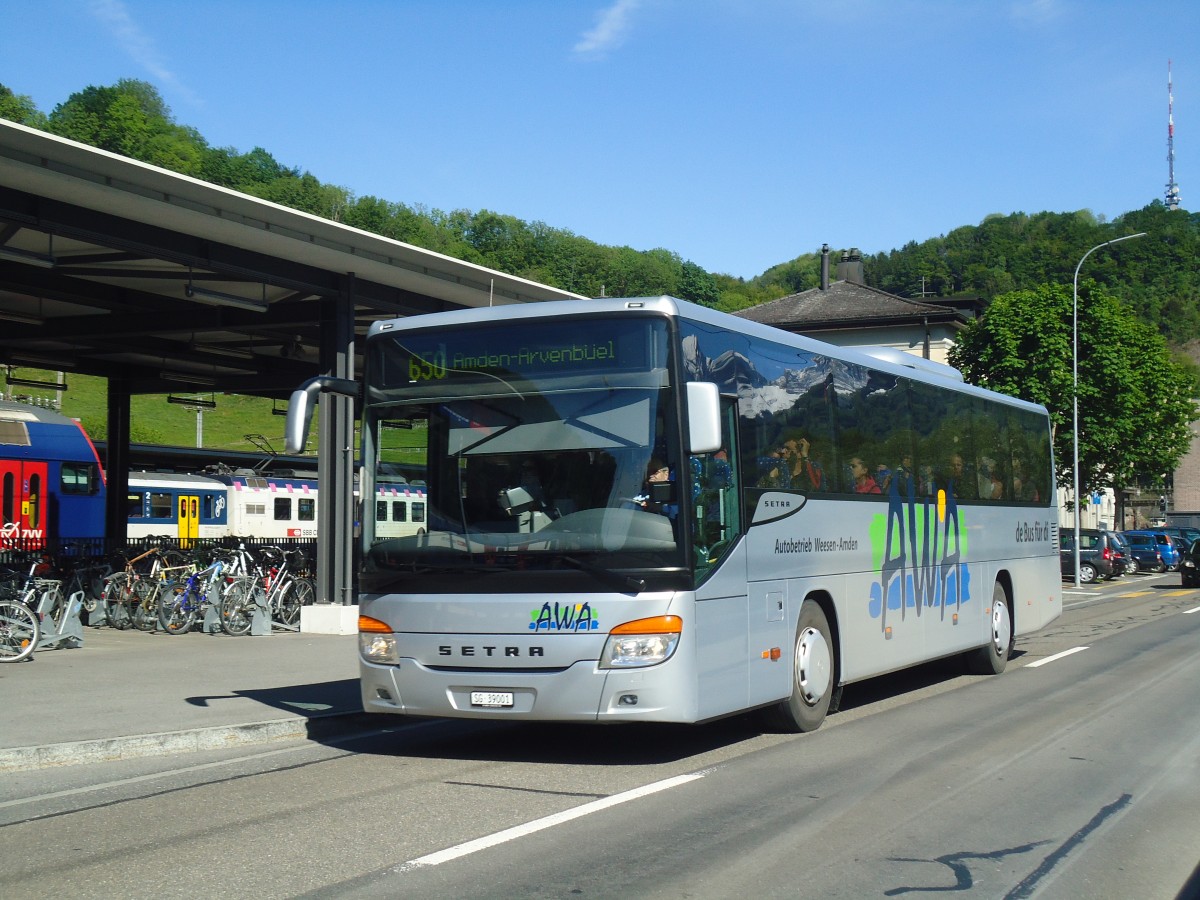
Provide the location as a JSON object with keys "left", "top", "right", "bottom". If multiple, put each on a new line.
{"left": 1072, "top": 232, "right": 1147, "bottom": 587}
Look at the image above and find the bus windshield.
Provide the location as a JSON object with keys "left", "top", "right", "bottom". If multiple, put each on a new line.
{"left": 360, "top": 316, "right": 687, "bottom": 592}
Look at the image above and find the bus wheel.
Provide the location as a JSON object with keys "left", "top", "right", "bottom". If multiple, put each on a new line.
{"left": 761, "top": 601, "right": 839, "bottom": 733}
{"left": 964, "top": 581, "right": 1012, "bottom": 676}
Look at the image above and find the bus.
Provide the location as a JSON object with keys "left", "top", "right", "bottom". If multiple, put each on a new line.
{"left": 286, "top": 296, "right": 1062, "bottom": 731}
{"left": 1, "top": 400, "right": 105, "bottom": 549}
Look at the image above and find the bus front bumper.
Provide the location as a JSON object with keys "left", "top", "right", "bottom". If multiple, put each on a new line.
{"left": 359, "top": 658, "right": 692, "bottom": 723}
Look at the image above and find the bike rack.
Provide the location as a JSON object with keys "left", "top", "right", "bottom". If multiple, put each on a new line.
{"left": 201, "top": 600, "right": 223, "bottom": 635}
{"left": 250, "top": 586, "right": 275, "bottom": 636}
{"left": 32, "top": 580, "right": 85, "bottom": 651}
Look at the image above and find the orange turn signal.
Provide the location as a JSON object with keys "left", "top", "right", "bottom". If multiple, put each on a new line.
{"left": 610, "top": 615, "right": 683, "bottom": 635}
{"left": 359, "top": 614, "right": 392, "bottom": 633}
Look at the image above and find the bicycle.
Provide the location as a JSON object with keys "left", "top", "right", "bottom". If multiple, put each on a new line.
{"left": 0, "top": 556, "right": 57, "bottom": 662}
{"left": 0, "top": 597, "right": 40, "bottom": 662}
{"left": 158, "top": 549, "right": 237, "bottom": 635}
{"left": 101, "top": 544, "right": 188, "bottom": 630}
{"left": 219, "top": 546, "right": 315, "bottom": 635}
{"left": 131, "top": 555, "right": 195, "bottom": 631}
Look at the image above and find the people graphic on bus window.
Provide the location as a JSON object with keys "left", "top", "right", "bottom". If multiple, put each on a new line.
{"left": 758, "top": 434, "right": 823, "bottom": 491}
{"left": 848, "top": 456, "right": 881, "bottom": 494}
{"left": 787, "top": 437, "right": 824, "bottom": 490}
{"left": 978, "top": 457, "right": 1004, "bottom": 500}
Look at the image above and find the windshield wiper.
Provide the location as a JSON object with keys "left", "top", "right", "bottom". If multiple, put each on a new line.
{"left": 562, "top": 555, "right": 646, "bottom": 594}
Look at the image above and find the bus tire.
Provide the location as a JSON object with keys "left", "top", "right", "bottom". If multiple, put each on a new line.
{"left": 964, "top": 581, "right": 1012, "bottom": 676}
{"left": 761, "top": 600, "right": 839, "bottom": 733}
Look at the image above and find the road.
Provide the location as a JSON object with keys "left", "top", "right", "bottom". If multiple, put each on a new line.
{"left": 2, "top": 572, "right": 1198, "bottom": 899}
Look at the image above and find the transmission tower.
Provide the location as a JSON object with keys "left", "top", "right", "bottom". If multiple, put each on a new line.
{"left": 1166, "top": 59, "right": 1181, "bottom": 210}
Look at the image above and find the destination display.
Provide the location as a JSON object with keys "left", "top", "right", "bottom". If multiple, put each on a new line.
{"left": 372, "top": 317, "right": 667, "bottom": 390}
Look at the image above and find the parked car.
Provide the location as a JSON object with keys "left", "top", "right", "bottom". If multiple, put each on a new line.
{"left": 1119, "top": 530, "right": 1178, "bottom": 573}
{"left": 1160, "top": 525, "right": 1200, "bottom": 554}
{"left": 1109, "top": 531, "right": 1137, "bottom": 575}
{"left": 1060, "top": 529, "right": 1123, "bottom": 583}
{"left": 1150, "top": 530, "right": 1184, "bottom": 570}
{"left": 1180, "top": 539, "right": 1200, "bottom": 587}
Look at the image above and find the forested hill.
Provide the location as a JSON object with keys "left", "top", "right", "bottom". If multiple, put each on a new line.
{"left": 3, "top": 79, "right": 1199, "bottom": 344}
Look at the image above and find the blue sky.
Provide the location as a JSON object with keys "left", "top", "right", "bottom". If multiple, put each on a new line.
{"left": 2, "top": 0, "right": 1196, "bottom": 280}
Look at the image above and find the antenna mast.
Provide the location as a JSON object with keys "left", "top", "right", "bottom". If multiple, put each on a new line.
{"left": 1166, "top": 59, "right": 1181, "bottom": 210}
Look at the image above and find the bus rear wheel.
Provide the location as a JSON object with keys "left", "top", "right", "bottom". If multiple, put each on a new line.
{"left": 761, "top": 601, "right": 840, "bottom": 733}
{"left": 964, "top": 581, "right": 1012, "bottom": 675}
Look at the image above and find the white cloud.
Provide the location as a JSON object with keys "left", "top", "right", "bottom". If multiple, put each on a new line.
{"left": 1009, "top": 0, "right": 1065, "bottom": 26}
{"left": 89, "top": 0, "right": 200, "bottom": 104}
{"left": 574, "top": 0, "right": 643, "bottom": 59}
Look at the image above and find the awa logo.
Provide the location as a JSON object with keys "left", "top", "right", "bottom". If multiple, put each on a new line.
{"left": 529, "top": 601, "right": 600, "bottom": 632}
{"left": 867, "top": 478, "right": 971, "bottom": 635}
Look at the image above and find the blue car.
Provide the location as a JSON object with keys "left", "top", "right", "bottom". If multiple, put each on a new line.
{"left": 1120, "top": 530, "right": 1182, "bottom": 572}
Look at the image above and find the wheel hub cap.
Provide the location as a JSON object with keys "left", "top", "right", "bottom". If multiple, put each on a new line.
{"left": 796, "top": 626, "right": 831, "bottom": 705}
{"left": 992, "top": 600, "right": 1011, "bottom": 654}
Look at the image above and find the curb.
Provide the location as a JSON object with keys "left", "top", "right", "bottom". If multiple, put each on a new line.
{"left": 0, "top": 710, "right": 378, "bottom": 772}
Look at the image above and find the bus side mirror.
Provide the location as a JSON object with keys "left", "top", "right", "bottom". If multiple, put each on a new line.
{"left": 686, "top": 381, "right": 722, "bottom": 455}
{"left": 284, "top": 376, "right": 359, "bottom": 454}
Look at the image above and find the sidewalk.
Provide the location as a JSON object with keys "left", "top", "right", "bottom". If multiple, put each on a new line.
{"left": 0, "top": 626, "right": 368, "bottom": 771}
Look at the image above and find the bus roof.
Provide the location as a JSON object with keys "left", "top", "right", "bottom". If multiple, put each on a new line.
{"left": 365, "top": 296, "right": 1047, "bottom": 417}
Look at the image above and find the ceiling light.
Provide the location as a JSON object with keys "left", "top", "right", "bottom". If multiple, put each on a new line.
{"left": 193, "top": 343, "right": 255, "bottom": 360}
{"left": 161, "top": 371, "right": 218, "bottom": 386}
{"left": 10, "top": 354, "right": 71, "bottom": 368}
{"left": 167, "top": 394, "right": 217, "bottom": 409}
{"left": 0, "top": 309, "right": 44, "bottom": 326}
{"left": 7, "top": 373, "right": 67, "bottom": 391}
{"left": 0, "top": 246, "right": 56, "bottom": 268}
{"left": 185, "top": 283, "right": 269, "bottom": 313}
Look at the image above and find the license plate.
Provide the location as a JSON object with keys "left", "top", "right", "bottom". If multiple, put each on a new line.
{"left": 470, "top": 691, "right": 514, "bottom": 708}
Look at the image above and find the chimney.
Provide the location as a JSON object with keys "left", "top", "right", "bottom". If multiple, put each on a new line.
{"left": 837, "top": 248, "right": 864, "bottom": 285}
{"left": 820, "top": 243, "right": 830, "bottom": 290}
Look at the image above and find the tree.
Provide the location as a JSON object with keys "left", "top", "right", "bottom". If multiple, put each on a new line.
{"left": 0, "top": 83, "right": 48, "bottom": 128}
{"left": 677, "top": 260, "right": 720, "bottom": 307}
{"left": 949, "top": 282, "right": 1197, "bottom": 499}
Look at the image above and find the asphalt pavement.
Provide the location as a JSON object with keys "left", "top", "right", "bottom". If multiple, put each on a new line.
{"left": 0, "top": 623, "right": 368, "bottom": 771}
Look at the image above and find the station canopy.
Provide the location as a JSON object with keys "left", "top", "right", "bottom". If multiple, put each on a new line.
{"left": 0, "top": 119, "right": 584, "bottom": 397}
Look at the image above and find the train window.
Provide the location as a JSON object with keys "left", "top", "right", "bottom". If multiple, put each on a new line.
{"left": 392, "top": 501, "right": 407, "bottom": 523}
{"left": 246, "top": 503, "right": 265, "bottom": 516}
{"left": 60, "top": 463, "right": 97, "bottom": 495}
{"left": 412, "top": 502, "right": 426, "bottom": 523}
{"left": 274, "top": 498, "right": 292, "bottom": 521}
{"left": 149, "top": 492, "right": 172, "bottom": 518}
{"left": 298, "top": 498, "right": 315, "bottom": 521}
{"left": 202, "top": 495, "right": 215, "bottom": 518}
{"left": 375, "top": 500, "right": 387, "bottom": 522}
{"left": 126, "top": 493, "right": 146, "bottom": 518}
{"left": 3, "top": 472, "right": 13, "bottom": 522}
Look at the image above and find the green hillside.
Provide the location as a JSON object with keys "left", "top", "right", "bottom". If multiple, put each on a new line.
{"left": 4, "top": 368, "right": 428, "bottom": 465}
{"left": 5, "top": 368, "right": 299, "bottom": 456}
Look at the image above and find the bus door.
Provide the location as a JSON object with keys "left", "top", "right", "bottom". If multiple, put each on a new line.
{"left": 177, "top": 494, "right": 200, "bottom": 546}
{"left": 0, "top": 460, "right": 48, "bottom": 546}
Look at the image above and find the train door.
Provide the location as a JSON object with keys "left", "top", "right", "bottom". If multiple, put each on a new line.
{"left": 177, "top": 494, "right": 200, "bottom": 546}
{"left": 0, "top": 460, "right": 48, "bottom": 546}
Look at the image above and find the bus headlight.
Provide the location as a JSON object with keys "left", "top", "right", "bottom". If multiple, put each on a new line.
{"left": 359, "top": 614, "right": 399, "bottom": 665}
{"left": 600, "top": 615, "right": 682, "bottom": 669}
